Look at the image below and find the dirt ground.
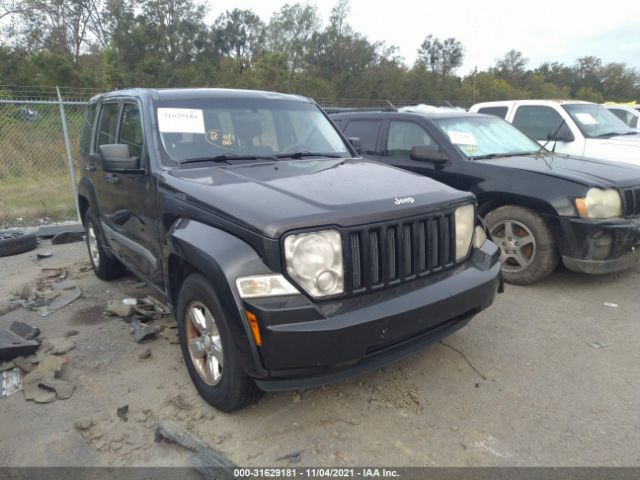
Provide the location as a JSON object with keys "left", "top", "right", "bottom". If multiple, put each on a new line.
{"left": 0, "top": 238, "right": 639, "bottom": 468}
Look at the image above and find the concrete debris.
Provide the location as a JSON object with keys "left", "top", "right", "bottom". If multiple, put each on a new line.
{"left": 39, "top": 337, "right": 76, "bottom": 356}
{"left": 155, "top": 420, "right": 236, "bottom": 479}
{"left": 117, "top": 405, "right": 129, "bottom": 422}
{"left": 23, "top": 355, "right": 75, "bottom": 403}
{"left": 131, "top": 320, "right": 156, "bottom": 343}
{"left": 1, "top": 367, "right": 23, "bottom": 397}
{"left": 13, "top": 356, "right": 36, "bottom": 373}
{"left": 276, "top": 451, "right": 303, "bottom": 464}
{"left": 138, "top": 348, "right": 152, "bottom": 360}
{"left": 75, "top": 419, "right": 94, "bottom": 431}
{"left": 105, "top": 299, "right": 136, "bottom": 318}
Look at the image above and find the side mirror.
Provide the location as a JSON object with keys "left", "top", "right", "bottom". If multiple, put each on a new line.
{"left": 347, "top": 136, "right": 362, "bottom": 154}
{"left": 547, "top": 124, "right": 574, "bottom": 143}
{"left": 99, "top": 144, "right": 140, "bottom": 171}
{"left": 410, "top": 145, "right": 448, "bottom": 165}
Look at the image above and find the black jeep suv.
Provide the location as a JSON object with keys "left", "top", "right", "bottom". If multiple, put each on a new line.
{"left": 78, "top": 89, "right": 501, "bottom": 411}
{"left": 332, "top": 109, "right": 640, "bottom": 285}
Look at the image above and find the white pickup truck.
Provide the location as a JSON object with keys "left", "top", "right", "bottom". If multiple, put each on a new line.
{"left": 469, "top": 100, "right": 640, "bottom": 165}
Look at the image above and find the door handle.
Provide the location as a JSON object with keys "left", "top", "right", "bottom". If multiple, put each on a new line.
{"left": 105, "top": 173, "right": 120, "bottom": 184}
{"left": 84, "top": 163, "right": 96, "bottom": 172}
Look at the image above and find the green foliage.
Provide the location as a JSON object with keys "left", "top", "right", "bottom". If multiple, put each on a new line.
{"left": 0, "top": 0, "right": 639, "bottom": 105}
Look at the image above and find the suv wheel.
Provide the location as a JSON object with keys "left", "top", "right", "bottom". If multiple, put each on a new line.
{"left": 486, "top": 205, "right": 559, "bottom": 285}
{"left": 84, "top": 210, "right": 125, "bottom": 280}
{"left": 176, "top": 273, "right": 262, "bottom": 412}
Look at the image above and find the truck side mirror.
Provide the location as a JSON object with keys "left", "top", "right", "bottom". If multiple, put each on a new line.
{"left": 547, "top": 124, "right": 574, "bottom": 143}
{"left": 99, "top": 144, "right": 141, "bottom": 171}
{"left": 347, "top": 137, "right": 362, "bottom": 154}
{"left": 410, "top": 145, "right": 448, "bottom": 165}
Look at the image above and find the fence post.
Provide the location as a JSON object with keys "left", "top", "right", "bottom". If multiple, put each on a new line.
{"left": 57, "top": 86, "right": 81, "bottom": 222}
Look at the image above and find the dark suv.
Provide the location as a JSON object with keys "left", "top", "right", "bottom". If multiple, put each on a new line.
{"left": 78, "top": 89, "right": 501, "bottom": 411}
{"left": 332, "top": 109, "right": 640, "bottom": 285}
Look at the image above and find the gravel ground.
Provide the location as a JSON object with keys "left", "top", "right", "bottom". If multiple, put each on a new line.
{"left": 0, "top": 239, "right": 639, "bottom": 468}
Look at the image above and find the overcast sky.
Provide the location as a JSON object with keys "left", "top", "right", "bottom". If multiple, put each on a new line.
{"left": 205, "top": 0, "right": 640, "bottom": 75}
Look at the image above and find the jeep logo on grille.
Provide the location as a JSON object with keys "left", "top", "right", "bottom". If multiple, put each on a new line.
{"left": 394, "top": 196, "right": 415, "bottom": 205}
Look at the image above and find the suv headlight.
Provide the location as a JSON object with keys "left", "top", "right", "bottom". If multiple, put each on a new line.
{"left": 575, "top": 188, "right": 622, "bottom": 219}
{"left": 455, "top": 204, "right": 475, "bottom": 261}
{"left": 284, "top": 230, "right": 344, "bottom": 298}
{"left": 236, "top": 274, "right": 299, "bottom": 298}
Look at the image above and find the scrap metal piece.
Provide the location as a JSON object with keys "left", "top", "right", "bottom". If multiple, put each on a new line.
{"left": 131, "top": 320, "right": 156, "bottom": 343}
{"left": 51, "top": 231, "right": 85, "bottom": 244}
{"left": 1, "top": 367, "right": 23, "bottom": 397}
{"left": 155, "top": 420, "right": 236, "bottom": 480}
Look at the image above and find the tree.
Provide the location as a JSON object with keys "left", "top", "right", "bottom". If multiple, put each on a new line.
{"left": 267, "top": 3, "right": 320, "bottom": 73}
{"left": 213, "top": 9, "right": 265, "bottom": 73}
{"left": 416, "top": 34, "right": 464, "bottom": 87}
{"left": 494, "top": 49, "right": 528, "bottom": 85}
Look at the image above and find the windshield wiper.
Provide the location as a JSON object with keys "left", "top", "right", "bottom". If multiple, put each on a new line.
{"left": 275, "top": 152, "right": 342, "bottom": 159}
{"left": 471, "top": 152, "right": 536, "bottom": 160}
{"left": 180, "top": 153, "right": 276, "bottom": 165}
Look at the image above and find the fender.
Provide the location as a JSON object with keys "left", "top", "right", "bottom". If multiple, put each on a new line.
{"left": 164, "top": 218, "right": 273, "bottom": 378}
{"left": 77, "top": 175, "right": 99, "bottom": 220}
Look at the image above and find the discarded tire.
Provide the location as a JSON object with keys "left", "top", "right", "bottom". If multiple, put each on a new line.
{"left": 0, "top": 230, "right": 38, "bottom": 257}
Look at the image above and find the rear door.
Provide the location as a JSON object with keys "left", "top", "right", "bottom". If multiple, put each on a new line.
{"left": 342, "top": 118, "right": 383, "bottom": 155}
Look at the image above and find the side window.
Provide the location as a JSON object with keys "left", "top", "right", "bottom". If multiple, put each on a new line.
{"left": 97, "top": 103, "right": 121, "bottom": 148}
{"left": 609, "top": 108, "right": 635, "bottom": 127}
{"left": 120, "top": 103, "right": 143, "bottom": 158}
{"left": 512, "top": 106, "right": 565, "bottom": 141}
{"left": 80, "top": 103, "right": 97, "bottom": 153}
{"left": 386, "top": 121, "right": 437, "bottom": 158}
{"left": 478, "top": 106, "right": 508, "bottom": 119}
{"left": 343, "top": 119, "right": 381, "bottom": 154}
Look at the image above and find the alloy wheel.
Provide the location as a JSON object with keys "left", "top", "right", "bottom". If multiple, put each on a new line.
{"left": 491, "top": 220, "right": 536, "bottom": 273}
{"left": 185, "top": 301, "right": 224, "bottom": 386}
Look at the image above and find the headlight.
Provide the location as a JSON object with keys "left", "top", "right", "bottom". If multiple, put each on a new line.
{"left": 284, "top": 230, "right": 344, "bottom": 297}
{"left": 473, "top": 225, "right": 487, "bottom": 249}
{"left": 455, "top": 204, "right": 475, "bottom": 261}
{"left": 236, "top": 274, "right": 299, "bottom": 298}
{"left": 575, "top": 188, "right": 622, "bottom": 219}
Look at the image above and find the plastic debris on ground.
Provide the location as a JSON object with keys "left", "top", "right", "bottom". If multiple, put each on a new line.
{"left": 12, "top": 268, "right": 81, "bottom": 317}
{"left": 1, "top": 367, "right": 23, "bottom": 397}
{"left": 105, "top": 296, "right": 177, "bottom": 344}
{"left": 603, "top": 302, "right": 618, "bottom": 308}
{"left": 0, "top": 321, "right": 41, "bottom": 361}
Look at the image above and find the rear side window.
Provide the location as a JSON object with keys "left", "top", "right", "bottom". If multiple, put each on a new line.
{"left": 609, "top": 108, "right": 637, "bottom": 128}
{"left": 343, "top": 119, "right": 381, "bottom": 154}
{"left": 97, "top": 103, "right": 121, "bottom": 147}
{"left": 513, "top": 106, "right": 565, "bottom": 141}
{"left": 80, "top": 103, "right": 97, "bottom": 153}
{"left": 477, "top": 106, "right": 508, "bottom": 119}
{"left": 386, "top": 121, "right": 437, "bottom": 158}
{"left": 120, "top": 103, "right": 143, "bottom": 158}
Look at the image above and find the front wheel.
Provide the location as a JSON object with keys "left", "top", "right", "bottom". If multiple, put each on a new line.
{"left": 176, "top": 273, "right": 262, "bottom": 412}
{"left": 84, "top": 210, "right": 125, "bottom": 280}
{"left": 485, "top": 205, "right": 559, "bottom": 285}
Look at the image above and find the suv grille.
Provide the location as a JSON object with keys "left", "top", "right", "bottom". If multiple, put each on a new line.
{"left": 346, "top": 210, "right": 457, "bottom": 295}
{"left": 622, "top": 187, "right": 640, "bottom": 216}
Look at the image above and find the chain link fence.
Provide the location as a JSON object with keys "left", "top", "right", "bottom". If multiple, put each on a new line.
{"left": 0, "top": 87, "right": 466, "bottom": 228}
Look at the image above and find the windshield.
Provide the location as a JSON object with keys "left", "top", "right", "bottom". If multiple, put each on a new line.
{"left": 562, "top": 104, "right": 636, "bottom": 138}
{"left": 433, "top": 116, "right": 542, "bottom": 159}
{"left": 154, "top": 97, "right": 350, "bottom": 164}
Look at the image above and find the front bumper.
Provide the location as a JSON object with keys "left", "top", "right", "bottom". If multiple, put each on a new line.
{"left": 242, "top": 241, "right": 502, "bottom": 391}
{"left": 544, "top": 214, "right": 640, "bottom": 274}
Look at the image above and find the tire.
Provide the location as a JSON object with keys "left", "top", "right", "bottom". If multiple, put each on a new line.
{"left": 176, "top": 273, "right": 262, "bottom": 412}
{"left": 84, "top": 210, "right": 125, "bottom": 280}
{"left": 0, "top": 230, "right": 37, "bottom": 257}
{"left": 485, "top": 205, "right": 559, "bottom": 285}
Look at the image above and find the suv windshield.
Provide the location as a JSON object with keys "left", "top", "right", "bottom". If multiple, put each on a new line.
{"left": 562, "top": 104, "right": 636, "bottom": 138}
{"left": 433, "top": 116, "right": 541, "bottom": 159}
{"left": 155, "top": 97, "right": 350, "bottom": 164}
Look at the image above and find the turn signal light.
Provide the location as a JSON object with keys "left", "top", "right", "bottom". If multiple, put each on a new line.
{"left": 246, "top": 311, "right": 262, "bottom": 346}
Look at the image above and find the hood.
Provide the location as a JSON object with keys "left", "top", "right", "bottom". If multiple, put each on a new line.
{"left": 165, "top": 159, "right": 471, "bottom": 238}
{"left": 583, "top": 135, "right": 640, "bottom": 165}
{"left": 476, "top": 153, "right": 640, "bottom": 188}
